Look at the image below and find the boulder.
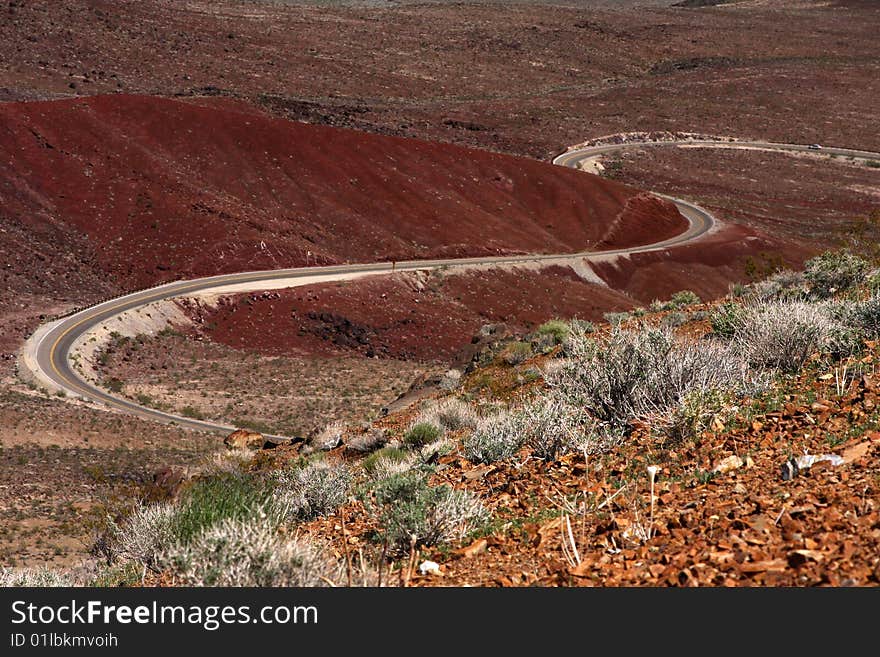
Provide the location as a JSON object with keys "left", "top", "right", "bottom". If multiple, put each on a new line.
{"left": 224, "top": 428, "right": 264, "bottom": 450}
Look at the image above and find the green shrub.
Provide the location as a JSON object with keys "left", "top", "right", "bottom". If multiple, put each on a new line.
{"left": 170, "top": 474, "right": 282, "bottom": 546}
{"left": 369, "top": 472, "right": 487, "bottom": 554}
{"left": 665, "top": 388, "right": 735, "bottom": 444}
{"left": 710, "top": 302, "right": 746, "bottom": 338}
{"left": 180, "top": 405, "right": 205, "bottom": 420}
{"left": 499, "top": 341, "right": 533, "bottom": 366}
{"left": 803, "top": 250, "right": 869, "bottom": 299}
{"left": 362, "top": 446, "right": 413, "bottom": 478}
{"left": 403, "top": 422, "right": 442, "bottom": 448}
{"left": 536, "top": 319, "right": 570, "bottom": 345}
{"left": 670, "top": 290, "right": 701, "bottom": 308}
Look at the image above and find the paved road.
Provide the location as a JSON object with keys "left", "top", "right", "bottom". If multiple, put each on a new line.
{"left": 23, "top": 138, "right": 878, "bottom": 437}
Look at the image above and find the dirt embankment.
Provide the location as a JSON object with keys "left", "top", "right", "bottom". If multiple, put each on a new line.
{"left": 175, "top": 241, "right": 795, "bottom": 364}
{"left": 176, "top": 265, "right": 632, "bottom": 362}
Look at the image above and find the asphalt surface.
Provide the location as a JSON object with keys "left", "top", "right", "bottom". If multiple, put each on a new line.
{"left": 24, "top": 138, "right": 879, "bottom": 437}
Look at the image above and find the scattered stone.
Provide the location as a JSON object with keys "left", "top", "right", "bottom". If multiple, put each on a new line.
{"left": 842, "top": 440, "right": 871, "bottom": 464}
{"left": 781, "top": 458, "right": 799, "bottom": 481}
{"left": 439, "top": 368, "right": 462, "bottom": 391}
{"left": 306, "top": 421, "right": 345, "bottom": 452}
{"left": 261, "top": 436, "right": 296, "bottom": 450}
{"left": 795, "top": 453, "right": 845, "bottom": 470}
{"left": 712, "top": 455, "right": 744, "bottom": 474}
{"left": 418, "top": 560, "right": 441, "bottom": 576}
{"left": 147, "top": 467, "right": 186, "bottom": 501}
{"left": 453, "top": 538, "right": 488, "bottom": 559}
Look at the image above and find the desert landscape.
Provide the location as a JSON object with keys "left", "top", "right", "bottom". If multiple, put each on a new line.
{"left": 0, "top": 0, "right": 877, "bottom": 587}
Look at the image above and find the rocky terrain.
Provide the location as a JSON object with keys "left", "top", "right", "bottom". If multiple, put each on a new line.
{"left": 1, "top": 0, "right": 877, "bottom": 157}
{"left": 0, "top": 0, "right": 878, "bottom": 581}
{"left": 9, "top": 253, "right": 880, "bottom": 587}
{"left": 0, "top": 389, "right": 217, "bottom": 567}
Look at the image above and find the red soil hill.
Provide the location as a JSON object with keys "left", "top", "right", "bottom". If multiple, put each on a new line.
{"left": 0, "top": 94, "right": 685, "bottom": 295}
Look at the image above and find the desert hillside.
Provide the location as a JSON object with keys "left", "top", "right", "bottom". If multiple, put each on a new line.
{"left": 0, "top": 94, "right": 684, "bottom": 292}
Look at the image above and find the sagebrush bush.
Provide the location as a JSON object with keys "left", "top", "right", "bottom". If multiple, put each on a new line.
{"left": 419, "top": 398, "right": 478, "bottom": 431}
{"left": 569, "top": 319, "right": 596, "bottom": 334}
{"left": 403, "top": 422, "right": 442, "bottom": 448}
{"left": 163, "top": 518, "right": 337, "bottom": 587}
{"left": 603, "top": 311, "right": 630, "bottom": 326}
{"left": 850, "top": 294, "right": 880, "bottom": 339}
{"left": 748, "top": 269, "right": 808, "bottom": 302}
{"left": 803, "top": 250, "right": 869, "bottom": 298}
{"left": 536, "top": 319, "right": 570, "bottom": 345}
{"left": 500, "top": 341, "right": 533, "bottom": 366}
{"left": 370, "top": 472, "right": 487, "bottom": 554}
{"left": 546, "top": 326, "right": 752, "bottom": 432}
{"left": 866, "top": 269, "right": 880, "bottom": 294}
{"left": 108, "top": 502, "right": 178, "bottom": 571}
{"left": 274, "top": 461, "right": 352, "bottom": 520}
{"left": 462, "top": 411, "right": 528, "bottom": 463}
{"left": 520, "top": 397, "right": 593, "bottom": 460}
{"left": 362, "top": 446, "right": 415, "bottom": 479}
{"left": 733, "top": 300, "right": 855, "bottom": 371}
{"left": 0, "top": 567, "right": 73, "bottom": 587}
{"left": 661, "top": 311, "right": 690, "bottom": 329}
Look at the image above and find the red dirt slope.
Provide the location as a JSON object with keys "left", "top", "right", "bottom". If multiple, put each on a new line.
{"left": 177, "top": 225, "right": 800, "bottom": 364}
{"left": 589, "top": 224, "right": 815, "bottom": 304}
{"left": 0, "top": 95, "right": 685, "bottom": 295}
{"left": 177, "top": 266, "right": 636, "bottom": 363}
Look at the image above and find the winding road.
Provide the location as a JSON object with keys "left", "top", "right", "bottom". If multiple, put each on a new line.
{"left": 20, "top": 138, "right": 880, "bottom": 437}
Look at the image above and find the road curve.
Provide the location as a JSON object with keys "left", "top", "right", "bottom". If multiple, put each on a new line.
{"left": 22, "top": 138, "right": 879, "bottom": 437}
